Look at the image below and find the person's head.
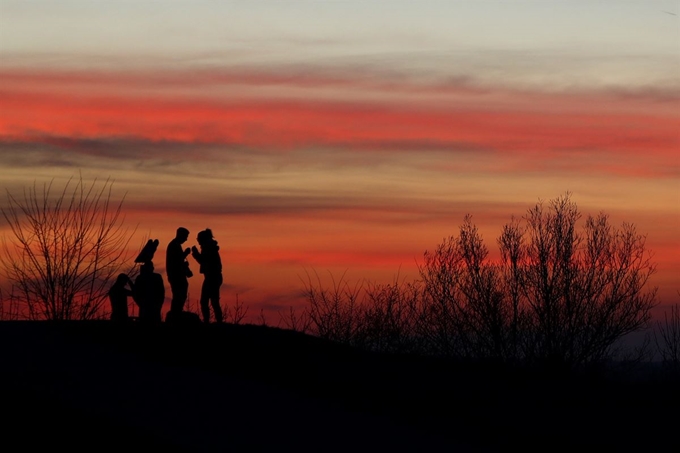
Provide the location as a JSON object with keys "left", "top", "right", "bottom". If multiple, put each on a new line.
{"left": 176, "top": 227, "right": 189, "bottom": 243}
{"left": 115, "top": 273, "right": 129, "bottom": 286}
{"left": 196, "top": 228, "right": 214, "bottom": 246}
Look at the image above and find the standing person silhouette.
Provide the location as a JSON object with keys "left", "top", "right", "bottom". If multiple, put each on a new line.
{"left": 133, "top": 261, "right": 166, "bottom": 323}
{"left": 108, "top": 273, "right": 134, "bottom": 322}
{"left": 191, "top": 229, "right": 223, "bottom": 323}
{"left": 166, "top": 227, "right": 192, "bottom": 316}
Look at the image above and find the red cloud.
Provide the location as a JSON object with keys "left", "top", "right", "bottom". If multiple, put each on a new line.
{"left": 1, "top": 69, "right": 677, "bottom": 158}
{"left": 1, "top": 89, "right": 677, "bottom": 155}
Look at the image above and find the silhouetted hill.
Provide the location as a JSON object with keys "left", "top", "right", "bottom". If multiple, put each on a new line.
{"left": 0, "top": 321, "right": 676, "bottom": 452}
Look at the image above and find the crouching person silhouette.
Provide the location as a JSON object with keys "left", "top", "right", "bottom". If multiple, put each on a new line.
{"left": 191, "top": 229, "right": 223, "bottom": 323}
{"left": 109, "top": 273, "right": 134, "bottom": 322}
{"left": 133, "top": 261, "right": 166, "bottom": 323}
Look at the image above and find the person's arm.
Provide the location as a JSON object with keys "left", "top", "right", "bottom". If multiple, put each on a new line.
{"left": 191, "top": 245, "right": 202, "bottom": 263}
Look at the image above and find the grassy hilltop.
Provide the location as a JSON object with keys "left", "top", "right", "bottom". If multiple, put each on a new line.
{"left": 1, "top": 321, "right": 677, "bottom": 452}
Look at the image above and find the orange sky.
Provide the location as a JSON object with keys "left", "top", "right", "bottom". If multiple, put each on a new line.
{"left": 1, "top": 2, "right": 678, "bottom": 322}
{"left": 1, "top": 67, "right": 678, "bottom": 322}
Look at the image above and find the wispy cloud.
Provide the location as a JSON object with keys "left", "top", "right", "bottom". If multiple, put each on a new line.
{"left": 1, "top": 68, "right": 677, "bottom": 158}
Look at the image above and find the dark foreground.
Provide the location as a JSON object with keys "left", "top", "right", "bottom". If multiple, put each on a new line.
{"left": 0, "top": 321, "right": 677, "bottom": 452}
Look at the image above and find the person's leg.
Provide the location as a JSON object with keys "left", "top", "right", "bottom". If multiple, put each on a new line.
{"left": 169, "top": 278, "right": 180, "bottom": 312}
{"left": 170, "top": 277, "right": 189, "bottom": 313}
{"left": 211, "top": 295, "right": 223, "bottom": 323}
{"left": 178, "top": 278, "right": 188, "bottom": 312}
{"left": 200, "top": 279, "right": 211, "bottom": 323}
{"left": 154, "top": 303, "right": 163, "bottom": 323}
{"left": 110, "top": 296, "right": 126, "bottom": 322}
{"left": 210, "top": 276, "right": 223, "bottom": 323}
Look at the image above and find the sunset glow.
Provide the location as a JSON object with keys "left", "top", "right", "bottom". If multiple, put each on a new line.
{"left": 1, "top": 1, "right": 678, "bottom": 321}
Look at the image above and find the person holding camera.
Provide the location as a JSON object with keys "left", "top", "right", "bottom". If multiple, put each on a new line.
{"left": 166, "top": 227, "right": 193, "bottom": 315}
{"left": 108, "top": 273, "right": 134, "bottom": 322}
{"left": 133, "top": 261, "right": 165, "bottom": 323}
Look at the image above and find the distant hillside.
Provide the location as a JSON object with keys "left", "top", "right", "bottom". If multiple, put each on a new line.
{"left": 0, "top": 321, "right": 676, "bottom": 452}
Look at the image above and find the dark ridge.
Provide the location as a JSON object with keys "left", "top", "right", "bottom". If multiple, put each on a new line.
{"left": 0, "top": 321, "right": 676, "bottom": 452}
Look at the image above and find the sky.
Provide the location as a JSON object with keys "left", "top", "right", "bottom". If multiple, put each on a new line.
{"left": 0, "top": 0, "right": 678, "bottom": 322}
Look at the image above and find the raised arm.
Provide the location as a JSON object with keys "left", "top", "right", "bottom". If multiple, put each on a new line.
{"left": 191, "top": 245, "right": 202, "bottom": 263}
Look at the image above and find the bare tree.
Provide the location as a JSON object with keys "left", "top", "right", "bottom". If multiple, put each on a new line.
{"left": 419, "top": 215, "right": 511, "bottom": 360}
{"left": 516, "top": 194, "right": 657, "bottom": 367}
{"left": 1, "top": 175, "right": 136, "bottom": 320}
{"left": 296, "top": 194, "right": 656, "bottom": 370}
{"left": 0, "top": 285, "right": 21, "bottom": 320}
{"left": 497, "top": 216, "right": 531, "bottom": 361}
{"left": 419, "top": 193, "right": 657, "bottom": 367}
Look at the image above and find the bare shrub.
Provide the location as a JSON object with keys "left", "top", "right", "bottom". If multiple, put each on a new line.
{"left": 1, "top": 175, "right": 136, "bottom": 320}
{"left": 224, "top": 294, "right": 249, "bottom": 325}
{"left": 362, "top": 277, "right": 423, "bottom": 354}
{"left": 300, "top": 269, "right": 366, "bottom": 346}
{"left": 297, "top": 194, "right": 657, "bottom": 369}
{"left": 278, "top": 306, "right": 312, "bottom": 333}
{"left": 257, "top": 308, "right": 268, "bottom": 326}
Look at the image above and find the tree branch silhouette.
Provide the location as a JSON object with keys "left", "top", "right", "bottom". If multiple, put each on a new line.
{"left": 1, "top": 175, "right": 136, "bottom": 320}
